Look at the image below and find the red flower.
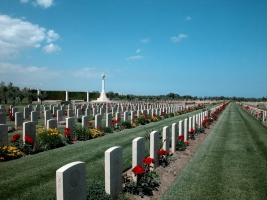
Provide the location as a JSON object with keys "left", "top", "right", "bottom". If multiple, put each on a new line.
{"left": 185, "top": 141, "right": 190, "bottom": 146}
{"left": 64, "top": 131, "right": 71, "bottom": 136}
{"left": 8, "top": 113, "right": 12, "bottom": 118}
{"left": 132, "top": 165, "right": 145, "bottom": 175}
{"left": 24, "top": 135, "right": 34, "bottom": 144}
{"left": 117, "top": 117, "right": 121, "bottom": 122}
{"left": 189, "top": 128, "right": 195, "bottom": 133}
{"left": 11, "top": 138, "right": 16, "bottom": 143}
{"left": 157, "top": 149, "right": 169, "bottom": 156}
{"left": 13, "top": 134, "right": 21, "bottom": 139}
{"left": 99, "top": 126, "right": 103, "bottom": 131}
{"left": 88, "top": 122, "right": 92, "bottom": 126}
{"left": 64, "top": 127, "right": 70, "bottom": 131}
{"left": 178, "top": 135, "right": 184, "bottom": 141}
{"left": 141, "top": 157, "right": 155, "bottom": 165}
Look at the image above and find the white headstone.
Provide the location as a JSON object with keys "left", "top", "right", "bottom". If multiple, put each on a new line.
{"left": 171, "top": 123, "right": 178, "bottom": 153}
{"left": 105, "top": 146, "right": 123, "bottom": 199}
{"left": 56, "top": 161, "right": 86, "bottom": 200}
{"left": 150, "top": 131, "right": 159, "bottom": 169}
{"left": 23, "top": 121, "right": 36, "bottom": 142}
{"left": 162, "top": 126, "right": 170, "bottom": 152}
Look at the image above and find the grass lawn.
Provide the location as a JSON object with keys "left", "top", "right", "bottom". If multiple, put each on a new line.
{"left": 0, "top": 104, "right": 214, "bottom": 200}
{"left": 161, "top": 103, "right": 267, "bottom": 200}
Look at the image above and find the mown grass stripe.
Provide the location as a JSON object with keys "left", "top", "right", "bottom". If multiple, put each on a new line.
{"left": 161, "top": 103, "right": 267, "bottom": 200}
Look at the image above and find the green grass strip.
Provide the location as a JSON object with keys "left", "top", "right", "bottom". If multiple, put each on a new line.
{"left": 161, "top": 103, "right": 267, "bottom": 200}
{"left": 0, "top": 107, "right": 210, "bottom": 200}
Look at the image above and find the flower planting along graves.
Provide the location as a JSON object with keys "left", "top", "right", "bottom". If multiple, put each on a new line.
{"left": 0, "top": 124, "right": 8, "bottom": 145}
{"left": 56, "top": 161, "right": 86, "bottom": 200}
{"left": 105, "top": 146, "right": 123, "bottom": 199}
{"left": 15, "top": 112, "right": 23, "bottom": 129}
{"left": 31, "top": 111, "right": 38, "bottom": 125}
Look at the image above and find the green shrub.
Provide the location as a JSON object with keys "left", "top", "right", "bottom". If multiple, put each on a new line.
{"left": 103, "top": 126, "right": 113, "bottom": 133}
{"left": 121, "top": 121, "right": 132, "bottom": 129}
{"left": 73, "top": 125, "right": 91, "bottom": 141}
{"left": 136, "top": 116, "right": 146, "bottom": 125}
{"left": 86, "top": 180, "right": 112, "bottom": 200}
{"left": 36, "top": 128, "right": 65, "bottom": 151}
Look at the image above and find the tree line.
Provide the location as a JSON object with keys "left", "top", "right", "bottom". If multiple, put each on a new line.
{"left": 0, "top": 82, "right": 266, "bottom": 105}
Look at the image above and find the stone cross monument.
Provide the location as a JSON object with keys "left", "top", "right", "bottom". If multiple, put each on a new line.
{"left": 96, "top": 73, "right": 110, "bottom": 102}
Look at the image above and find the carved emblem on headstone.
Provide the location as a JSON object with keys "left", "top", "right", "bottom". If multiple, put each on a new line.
{"left": 69, "top": 169, "right": 81, "bottom": 187}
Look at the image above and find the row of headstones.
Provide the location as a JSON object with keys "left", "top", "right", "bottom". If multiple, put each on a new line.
{"left": 55, "top": 105, "right": 223, "bottom": 200}
{"left": 243, "top": 104, "right": 267, "bottom": 123}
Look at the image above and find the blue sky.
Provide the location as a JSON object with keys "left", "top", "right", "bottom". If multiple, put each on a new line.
{"left": 0, "top": 0, "right": 266, "bottom": 98}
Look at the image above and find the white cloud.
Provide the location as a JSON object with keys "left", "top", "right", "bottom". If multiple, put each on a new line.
{"left": 46, "top": 30, "right": 59, "bottom": 43}
{"left": 140, "top": 38, "right": 150, "bottom": 43}
{"left": 43, "top": 43, "right": 61, "bottom": 53}
{"left": 0, "top": 14, "right": 46, "bottom": 58}
{"left": 136, "top": 49, "right": 141, "bottom": 53}
{"left": 20, "top": 0, "right": 54, "bottom": 8}
{"left": 186, "top": 16, "right": 192, "bottom": 20}
{"left": 0, "top": 15, "right": 61, "bottom": 58}
{"left": 171, "top": 34, "right": 188, "bottom": 43}
{"left": 126, "top": 56, "right": 145, "bottom": 61}
{"left": 35, "top": 0, "right": 54, "bottom": 8}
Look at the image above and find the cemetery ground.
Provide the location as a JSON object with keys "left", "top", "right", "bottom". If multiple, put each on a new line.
{"left": 1, "top": 102, "right": 266, "bottom": 199}
{"left": 0, "top": 104, "right": 213, "bottom": 200}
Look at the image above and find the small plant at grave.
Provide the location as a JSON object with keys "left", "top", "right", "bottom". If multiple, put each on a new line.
{"left": 36, "top": 128, "right": 65, "bottom": 151}
{"left": 151, "top": 114, "right": 159, "bottom": 122}
{"left": 0, "top": 142, "right": 24, "bottom": 162}
{"left": 169, "top": 113, "right": 174, "bottom": 118}
{"left": 123, "top": 157, "right": 160, "bottom": 197}
{"left": 176, "top": 135, "right": 187, "bottom": 151}
{"left": 157, "top": 149, "right": 170, "bottom": 168}
{"left": 90, "top": 128, "right": 102, "bottom": 139}
{"left": 8, "top": 112, "right": 15, "bottom": 121}
{"left": 121, "top": 120, "right": 132, "bottom": 129}
{"left": 103, "top": 126, "right": 113, "bottom": 133}
{"left": 8, "top": 126, "right": 15, "bottom": 133}
{"left": 23, "top": 135, "right": 35, "bottom": 154}
{"left": 64, "top": 127, "right": 73, "bottom": 144}
{"left": 73, "top": 125, "right": 91, "bottom": 141}
{"left": 110, "top": 117, "right": 122, "bottom": 132}
{"left": 10, "top": 133, "right": 21, "bottom": 148}
{"left": 136, "top": 115, "right": 147, "bottom": 125}
{"left": 195, "top": 124, "right": 205, "bottom": 134}
{"left": 77, "top": 117, "right": 82, "bottom": 123}
{"left": 86, "top": 179, "right": 112, "bottom": 200}
{"left": 189, "top": 128, "right": 195, "bottom": 140}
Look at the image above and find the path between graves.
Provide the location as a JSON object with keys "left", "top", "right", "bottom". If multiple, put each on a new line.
{"left": 159, "top": 103, "right": 267, "bottom": 200}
